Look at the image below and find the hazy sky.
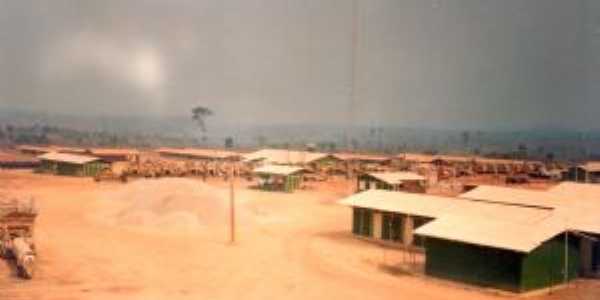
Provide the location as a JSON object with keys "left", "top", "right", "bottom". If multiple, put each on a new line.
{"left": 0, "top": 0, "right": 598, "bottom": 129}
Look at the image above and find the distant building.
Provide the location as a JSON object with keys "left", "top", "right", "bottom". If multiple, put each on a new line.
{"left": 17, "top": 145, "right": 53, "bottom": 156}
{"left": 0, "top": 151, "right": 40, "bottom": 169}
{"left": 332, "top": 153, "right": 391, "bottom": 165}
{"left": 37, "top": 152, "right": 105, "bottom": 177}
{"left": 252, "top": 165, "right": 305, "bottom": 193}
{"left": 396, "top": 153, "right": 436, "bottom": 166}
{"left": 244, "top": 149, "right": 333, "bottom": 165}
{"left": 87, "top": 148, "right": 140, "bottom": 163}
{"left": 357, "top": 172, "right": 426, "bottom": 193}
{"left": 243, "top": 149, "right": 339, "bottom": 176}
{"left": 157, "top": 148, "right": 241, "bottom": 162}
{"left": 565, "top": 162, "right": 600, "bottom": 183}
{"left": 17, "top": 145, "right": 86, "bottom": 156}
{"left": 331, "top": 153, "right": 392, "bottom": 175}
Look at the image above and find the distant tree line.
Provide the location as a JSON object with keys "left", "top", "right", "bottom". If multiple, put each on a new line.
{"left": 0, "top": 123, "right": 197, "bottom": 148}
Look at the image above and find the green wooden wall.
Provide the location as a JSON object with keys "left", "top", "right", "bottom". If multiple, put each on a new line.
{"left": 38, "top": 160, "right": 58, "bottom": 173}
{"left": 39, "top": 160, "right": 105, "bottom": 177}
{"left": 425, "top": 238, "right": 523, "bottom": 292}
{"left": 520, "top": 234, "right": 580, "bottom": 291}
{"left": 357, "top": 174, "right": 394, "bottom": 192}
{"left": 424, "top": 234, "right": 581, "bottom": 292}
{"left": 258, "top": 174, "right": 302, "bottom": 192}
{"left": 283, "top": 175, "right": 301, "bottom": 192}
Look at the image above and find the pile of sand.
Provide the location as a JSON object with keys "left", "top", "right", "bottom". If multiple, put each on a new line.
{"left": 103, "top": 178, "right": 242, "bottom": 233}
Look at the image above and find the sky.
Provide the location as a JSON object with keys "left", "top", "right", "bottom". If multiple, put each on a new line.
{"left": 0, "top": 0, "right": 598, "bottom": 130}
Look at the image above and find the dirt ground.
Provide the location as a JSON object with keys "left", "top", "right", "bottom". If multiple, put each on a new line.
{"left": 0, "top": 170, "right": 598, "bottom": 300}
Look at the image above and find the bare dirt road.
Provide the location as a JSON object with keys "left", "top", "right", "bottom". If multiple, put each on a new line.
{"left": 0, "top": 170, "right": 598, "bottom": 300}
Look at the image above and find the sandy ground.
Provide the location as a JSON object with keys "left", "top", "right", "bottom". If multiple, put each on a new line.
{"left": 0, "top": 170, "right": 598, "bottom": 300}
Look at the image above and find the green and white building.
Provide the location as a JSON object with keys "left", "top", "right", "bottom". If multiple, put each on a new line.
{"left": 339, "top": 185, "right": 600, "bottom": 292}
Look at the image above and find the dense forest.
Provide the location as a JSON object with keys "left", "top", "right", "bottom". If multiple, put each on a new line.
{"left": 0, "top": 123, "right": 197, "bottom": 148}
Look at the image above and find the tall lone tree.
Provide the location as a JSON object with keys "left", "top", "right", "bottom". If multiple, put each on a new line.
{"left": 192, "top": 106, "right": 214, "bottom": 143}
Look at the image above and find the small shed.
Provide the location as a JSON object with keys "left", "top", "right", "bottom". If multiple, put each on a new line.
{"left": 253, "top": 165, "right": 305, "bottom": 192}
{"left": 565, "top": 162, "right": 600, "bottom": 183}
{"left": 37, "top": 152, "right": 105, "bottom": 177}
{"left": 357, "top": 172, "right": 426, "bottom": 193}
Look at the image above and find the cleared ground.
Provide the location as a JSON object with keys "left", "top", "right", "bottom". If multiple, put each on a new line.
{"left": 0, "top": 170, "right": 598, "bottom": 300}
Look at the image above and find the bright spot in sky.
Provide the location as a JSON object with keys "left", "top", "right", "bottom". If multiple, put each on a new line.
{"left": 132, "top": 47, "right": 164, "bottom": 92}
{"left": 43, "top": 32, "right": 166, "bottom": 96}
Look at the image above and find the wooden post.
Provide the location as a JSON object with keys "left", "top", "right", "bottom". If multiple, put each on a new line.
{"left": 229, "top": 169, "right": 235, "bottom": 244}
{"left": 373, "top": 212, "right": 383, "bottom": 239}
{"left": 403, "top": 215, "right": 414, "bottom": 247}
{"left": 564, "top": 231, "right": 569, "bottom": 284}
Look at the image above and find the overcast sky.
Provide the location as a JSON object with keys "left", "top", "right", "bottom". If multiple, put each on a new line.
{"left": 0, "top": 0, "right": 598, "bottom": 130}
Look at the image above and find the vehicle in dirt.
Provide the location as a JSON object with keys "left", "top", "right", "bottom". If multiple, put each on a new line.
{"left": 0, "top": 196, "right": 38, "bottom": 279}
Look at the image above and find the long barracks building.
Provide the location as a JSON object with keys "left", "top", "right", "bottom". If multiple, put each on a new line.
{"left": 339, "top": 183, "right": 600, "bottom": 292}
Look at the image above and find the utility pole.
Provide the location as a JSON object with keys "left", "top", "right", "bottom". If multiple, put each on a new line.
{"left": 345, "top": 0, "right": 359, "bottom": 150}
{"left": 229, "top": 167, "right": 236, "bottom": 244}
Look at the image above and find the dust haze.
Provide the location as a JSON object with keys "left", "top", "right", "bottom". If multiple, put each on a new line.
{"left": 1, "top": 0, "right": 599, "bottom": 130}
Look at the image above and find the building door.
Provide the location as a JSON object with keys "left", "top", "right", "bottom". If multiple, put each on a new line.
{"left": 358, "top": 179, "right": 366, "bottom": 191}
{"left": 369, "top": 180, "right": 377, "bottom": 189}
{"left": 382, "top": 213, "right": 403, "bottom": 243}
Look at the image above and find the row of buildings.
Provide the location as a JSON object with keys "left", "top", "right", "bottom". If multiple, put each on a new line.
{"left": 6, "top": 145, "right": 600, "bottom": 185}
{"left": 339, "top": 182, "right": 600, "bottom": 292}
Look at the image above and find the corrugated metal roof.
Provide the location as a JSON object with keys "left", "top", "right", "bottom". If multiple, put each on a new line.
{"left": 38, "top": 152, "right": 100, "bottom": 165}
{"left": 253, "top": 165, "right": 305, "bottom": 176}
{"left": 548, "top": 182, "right": 600, "bottom": 234}
{"left": 397, "top": 153, "right": 436, "bottom": 163}
{"left": 339, "top": 190, "right": 553, "bottom": 224}
{"left": 338, "top": 190, "right": 454, "bottom": 218}
{"left": 367, "top": 172, "right": 425, "bottom": 185}
{"left": 339, "top": 189, "right": 563, "bottom": 253}
{"left": 244, "top": 149, "right": 330, "bottom": 165}
{"left": 433, "top": 155, "right": 476, "bottom": 163}
{"left": 550, "top": 182, "right": 600, "bottom": 205}
{"left": 459, "top": 185, "right": 563, "bottom": 209}
{"left": 157, "top": 148, "right": 239, "bottom": 159}
{"left": 17, "top": 145, "right": 53, "bottom": 153}
{"left": 332, "top": 153, "right": 391, "bottom": 162}
{"left": 17, "top": 145, "right": 86, "bottom": 154}
{"left": 576, "top": 162, "right": 600, "bottom": 172}
{"left": 415, "top": 216, "right": 565, "bottom": 253}
{"left": 473, "top": 158, "right": 525, "bottom": 165}
{"left": 89, "top": 148, "right": 140, "bottom": 156}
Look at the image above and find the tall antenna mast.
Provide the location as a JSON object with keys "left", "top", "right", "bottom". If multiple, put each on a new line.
{"left": 346, "top": 0, "right": 359, "bottom": 150}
